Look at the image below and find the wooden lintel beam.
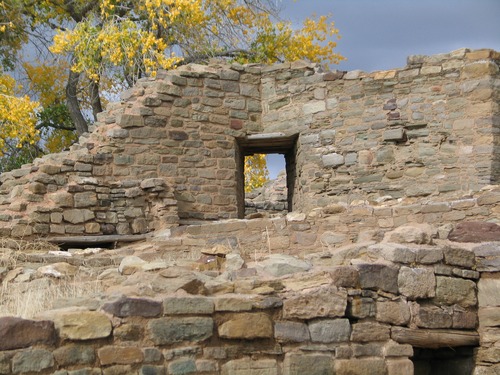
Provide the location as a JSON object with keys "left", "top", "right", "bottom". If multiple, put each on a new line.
{"left": 392, "top": 327, "right": 479, "bottom": 348}
{"left": 47, "top": 234, "right": 148, "bottom": 246}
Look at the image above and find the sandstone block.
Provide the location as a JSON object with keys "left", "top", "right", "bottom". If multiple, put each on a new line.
{"left": 334, "top": 358, "right": 386, "bottom": 375}
{"left": 414, "top": 304, "right": 453, "bottom": 329}
{"left": 474, "top": 243, "right": 500, "bottom": 272}
{"left": 435, "top": 276, "right": 477, "bottom": 307}
{"left": 452, "top": 306, "right": 478, "bottom": 329}
{"left": 29, "top": 182, "right": 47, "bottom": 194}
{"left": 308, "top": 318, "right": 351, "bottom": 343}
{"left": 384, "top": 341, "right": 413, "bottom": 357}
{"left": 213, "top": 295, "right": 254, "bottom": 311}
{"left": 168, "top": 358, "right": 197, "bottom": 375}
{"left": 54, "top": 344, "right": 96, "bottom": 367}
{"left": 0, "top": 317, "right": 56, "bottom": 350}
{"left": 383, "top": 223, "right": 436, "bottom": 245}
{"left": 74, "top": 192, "right": 98, "bottom": 208}
{"left": 478, "top": 277, "right": 500, "bottom": 307}
{"left": 371, "top": 243, "right": 416, "bottom": 264}
{"left": 478, "top": 307, "right": 500, "bottom": 327}
{"left": 98, "top": 346, "right": 144, "bottom": 366}
{"left": 274, "top": 321, "right": 310, "bottom": 343}
{"left": 376, "top": 300, "right": 411, "bottom": 325}
{"left": 356, "top": 262, "right": 399, "bottom": 294}
{"left": 257, "top": 254, "right": 311, "bottom": 277}
{"left": 383, "top": 128, "right": 405, "bottom": 141}
{"left": 139, "top": 365, "right": 166, "bottom": 375}
{"left": 101, "top": 296, "right": 162, "bottom": 317}
{"left": 117, "top": 113, "right": 145, "bottom": 127}
{"left": 303, "top": 100, "right": 325, "bottom": 115}
{"left": 163, "top": 296, "right": 214, "bottom": 315}
{"left": 63, "top": 209, "right": 94, "bottom": 224}
{"left": 148, "top": 317, "right": 213, "bottom": 344}
{"left": 51, "top": 311, "right": 112, "bottom": 340}
{"left": 387, "top": 359, "right": 414, "bottom": 375}
{"left": 351, "top": 322, "right": 391, "bottom": 342}
{"left": 449, "top": 221, "right": 500, "bottom": 243}
{"left": 322, "top": 153, "right": 344, "bottom": 168}
{"left": 221, "top": 358, "right": 278, "bottom": 375}
{"left": 443, "top": 246, "right": 476, "bottom": 268}
{"left": 414, "top": 247, "right": 443, "bottom": 264}
{"left": 330, "top": 266, "right": 359, "bottom": 288}
{"left": 398, "top": 266, "right": 436, "bottom": 299}
{"left": 283, "top": 353, "right": 333, "bottom": 375}
{"left": 0, "top": 353, "right": 9, "bottom": 374}
{"left": 218, "top": 312, "right": 273, "bottom": 339}
{"left": 282, "top": 285, "right": 347, "bottom": 319}
{"left": 347, "top": 297, "right": 375, "bottom": 319}
{"left": 102, "top": 364, "right": 133, "bottom": 374}
{"left": 12, "top": 349, "right": 54, "bottom": 374}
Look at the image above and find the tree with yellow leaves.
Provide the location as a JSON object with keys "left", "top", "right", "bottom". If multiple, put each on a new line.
{"left": 1, "top": 0, "right": 343, "bottom": 182}
{"left": 11, "top": 0, "right": 342, "bottom": 134}
{"left": 0, "top": 72, "right": 40, "bottom": 171}
{"left": 245, "top": 154, "right": 270, "bottom": 193}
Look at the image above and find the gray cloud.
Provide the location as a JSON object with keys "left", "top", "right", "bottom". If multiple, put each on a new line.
{"left": 282, "top": 0, "right": 500, "bottom": 71}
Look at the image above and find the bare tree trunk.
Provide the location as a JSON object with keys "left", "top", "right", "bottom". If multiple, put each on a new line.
{"left": 90, "top": 80, "right": 103, "bottom": 120}
{"left": 66, "top": 69, "right": 88, "bottom": 135}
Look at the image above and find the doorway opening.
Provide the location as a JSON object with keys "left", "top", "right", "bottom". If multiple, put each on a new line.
{"left": 236, "top": 133, "right": 298, "bottom": 219}
{"left": 412, "top": 346, "right": 475, "bottom": 375}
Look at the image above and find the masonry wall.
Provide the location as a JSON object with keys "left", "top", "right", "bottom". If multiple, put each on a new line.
{"left": 0, "top": 48, "right": 498, "bottom": 237}
{"left": 0, "top": 241, "right": 485, "bottom": 375}
{"left": 260, "top": 49, "right": 500, "bottom": 212}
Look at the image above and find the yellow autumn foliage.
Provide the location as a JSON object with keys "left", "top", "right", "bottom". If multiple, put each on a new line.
{"left": 0, "top": 73, "right": 39, "bottom": 156}
{"left": 245, "top": 154, "right": 269, "bottom": 193}
{"left": 49, "top": 0, "right": 344, "bottom": 83}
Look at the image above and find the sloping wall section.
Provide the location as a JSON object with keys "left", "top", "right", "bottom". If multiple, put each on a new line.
{"left": 0, "top": 48, "right": 498, "bottom": 237}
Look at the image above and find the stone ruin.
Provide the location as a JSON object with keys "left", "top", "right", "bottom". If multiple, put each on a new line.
{"left": 0, "top": 48, "right": 499, "bottom": 374}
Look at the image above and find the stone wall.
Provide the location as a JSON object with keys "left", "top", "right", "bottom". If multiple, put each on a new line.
{"left": 0, "top": 48, "right": 498, "bottom": 237}
{"left": 0, "top": 235, "right": 491, "bottom": 375}
{"left": 260, "top": 49, "right": 500, "bottom": 212}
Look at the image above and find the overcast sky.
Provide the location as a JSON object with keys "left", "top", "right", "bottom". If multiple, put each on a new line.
{"left": 282, "top": 0, "right": 500, "bottom": 72}
{"left": 265, "top": 0, "right": 500, "bottom": 178}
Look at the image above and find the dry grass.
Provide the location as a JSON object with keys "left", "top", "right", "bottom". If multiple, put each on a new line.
{"left": 0, "top": 238, "right": 60, "bottom": 269}
{"left": 0, "top": 273, "right": 103, "bottom": 319}
{"left": 0, "top": 238, "right": 103, "bottom": 319}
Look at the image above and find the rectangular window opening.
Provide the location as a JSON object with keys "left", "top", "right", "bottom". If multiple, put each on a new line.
{"left": 236, "top": 133, "right": 298, "bottom": 219}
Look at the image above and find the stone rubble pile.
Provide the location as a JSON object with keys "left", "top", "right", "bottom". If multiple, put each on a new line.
{"left": 245, "top": 170, "right": 288, "bottom": 217}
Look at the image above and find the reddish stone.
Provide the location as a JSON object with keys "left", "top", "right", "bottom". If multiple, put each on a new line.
{"left": 387, "top": 111, "right": 401, "bottom": 120}
{"left": 0, "top": 317, "right": 56, "bottom": 350}
{"left": 169, "top": 130, "right": 188, "bottom": 141}
{"left": 101, "top": 296, "right": 162, "bottom": 317}
{"left": 323, "top": 71, "right": 345, "bottom": 81}
{"left": 448, "top": 221, "right": 500, "bottom": 243}
{"left": 98, "top": 346, "right": 144, "bottom": 365}
{"left": 230, "top": 119, "right": 243, "bottom": 130}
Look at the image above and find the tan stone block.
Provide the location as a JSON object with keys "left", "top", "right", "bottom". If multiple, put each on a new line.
{"left": 463, "top": 61, "right": 499, "bottom": 78}
{"left": 84, "top": 222, "right": 100, "bottom": 234}
{"left": 283, "top": 285, "right": 347, "bottom": 319}
{"left": 98, "top": 346, "right": 144, "bottom": 366}
{"left": 387, "top": 359, "right": 413, "bottom": 375}
{"left": 335, "top": 359, "right": 386, "bottom": 375}
{"left": 479, "top": 307, "right": 500, "bottom": 327}
{"left": 221, "top": 358, "right": 277, "bottom": 375}
{"left": 218, "top": 313, "right": 273, "bottom": 339}
{"left": 46, "top": 311, "right": 112, "bottom": 340}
